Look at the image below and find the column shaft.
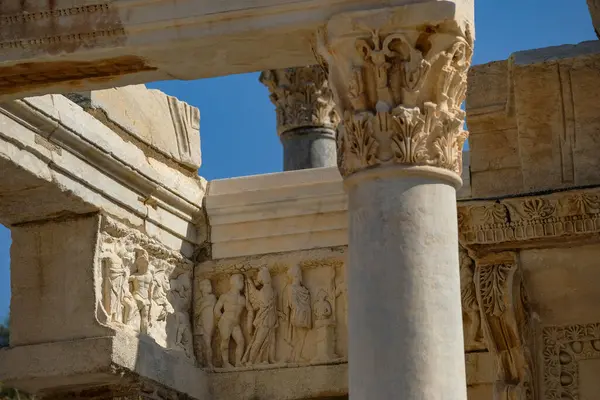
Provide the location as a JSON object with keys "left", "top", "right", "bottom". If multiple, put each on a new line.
{"left": 318, "top": 2, "right": 474, "bottom": 398}
{"left": 347, "top": 170, "right": 464, "bottom": 398}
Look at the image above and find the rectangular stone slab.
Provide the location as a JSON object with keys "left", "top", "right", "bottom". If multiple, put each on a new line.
{"left": 0, "top": 0, "right": 473, "bottom": 101}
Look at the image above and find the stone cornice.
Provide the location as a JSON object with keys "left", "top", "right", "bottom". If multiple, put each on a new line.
{"left": 458, "top": 187, "right": 600, "bottom": 248}
{"left": 0, "top": 95, "right": 206, "bottom": 253}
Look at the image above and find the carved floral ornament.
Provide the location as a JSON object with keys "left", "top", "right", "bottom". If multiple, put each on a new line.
{"left": 458, "top": 189, "right": 600, "bottom": 246}
{"left": 259, "top": 66, "right": 340, "bottom": 135}
{"left": 317, "top": 23, "right": 473, "bottom": 178}
{"left": 474, "top": 252, "right": 537, "bottom": 400}
{"left": 543, "top": 322, "right": 600, "bottom": 400}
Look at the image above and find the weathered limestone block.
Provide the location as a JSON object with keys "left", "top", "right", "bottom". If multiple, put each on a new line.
{"left": 1, "top": 214, "right": 205, "bottom": 398}
{"left": 10, "top": 214, "right": 111, "bottom": 346}
{"left": 467, "top": 41, "right": 600, "bottom": 197}
{"left": 0, "top": 94, "right": 206, "bottom": 256}
{"left": 66, "top": 85, "right": 202, "bottom": 170}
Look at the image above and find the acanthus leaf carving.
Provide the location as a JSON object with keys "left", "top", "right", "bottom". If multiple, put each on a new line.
{"left": 319, "top": 22, "right": 473, "bottom": 178}
{"left": 259, "top": 66, "right": 340, "bottom": 135}
{"left": 474, "top": 252, "right": 537, "bottom": 400}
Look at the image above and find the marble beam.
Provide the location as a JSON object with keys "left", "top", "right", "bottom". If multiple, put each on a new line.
{"left": 0, "top": 0, "right": 474, "bottom": 101}
{"left": 318, "top": 2, "right": 474, "bottom": 398}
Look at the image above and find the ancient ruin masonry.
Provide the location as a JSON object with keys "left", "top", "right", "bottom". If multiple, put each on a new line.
{"left": 0, "top": 1, "right": 599, "bottom": 399}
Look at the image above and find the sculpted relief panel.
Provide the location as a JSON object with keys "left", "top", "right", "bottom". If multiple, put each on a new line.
{"left": 194, "top": 251, "right": 346, "bottom": 370}
{"left": 98, "top": 217, "right": 194, "bottom": 360}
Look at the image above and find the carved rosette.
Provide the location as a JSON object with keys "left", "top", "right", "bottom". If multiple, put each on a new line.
{"left": 260, "top": 66, "right": 340, "bottom": 135}
{"left": 474, "top": 252, "right": 537, "bottom": 400}
{"left": 318, "top": 17, "right": 473, "bottom": 178}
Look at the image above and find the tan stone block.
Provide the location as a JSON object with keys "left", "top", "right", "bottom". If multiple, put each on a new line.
{"left": 467, "top": 61, "right": 510, "bottom": 114}
{"left": 10, "top": 214, "right": 111, "bottom": 346}
{"left": 0, "top": 331, "right": 208, "bottom": 399}
{"left": 210, "top": 364, "right": 347, "bottom": 400}
{"left": 470, "top": 168, "right": 523, "bottom": 198}
{"left": 520, "top": 243, "right": 600, "bottom": 326}
{"left": 468, "top": 128, "right": 520, "bottom": 173}
{"left": 78, "top": 85, "right": 202, "bottom": 170}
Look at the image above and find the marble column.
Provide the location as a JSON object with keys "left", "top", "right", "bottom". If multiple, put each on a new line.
{"left": 260, "top": 66, "right": 340, "bottom": 171}
{"left": 318, "top": 3, "right": 473, "bottom": 399}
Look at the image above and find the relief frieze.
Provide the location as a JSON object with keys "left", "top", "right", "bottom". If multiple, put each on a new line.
{"left": 97, "top": 217, "right": 194, "bottom": 360}
{"left": 194, "top": 251, "right": 346, "bottom": 371}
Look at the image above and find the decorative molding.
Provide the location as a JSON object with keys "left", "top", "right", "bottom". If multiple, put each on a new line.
{"left": 458, "top": 188, "right": 600, "bottom": 246}
{"left": 260, "top": 66, "right": 340, "bottom": 135}
{"left": 318, "top": 16, "right": 473, "bottom": 178}
{"left": 460, "top": 246, "right": 485, "bottom": 352}
{"left": 543, "top": 322, "right": 600, "bottom": 400}
{"left": 0, "top": 4, "right": 111, "bottom": 26}
{"left": 474, "top": 252, "right": 537, "bottom": 400}
{"left": 98, "top": 216, "right": 195, "bottom": 360}
{"left": 167, "top": 95, "right": 200, "bottom": 165}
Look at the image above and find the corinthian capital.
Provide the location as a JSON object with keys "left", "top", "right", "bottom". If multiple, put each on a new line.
{"left": 260, "top": 66, "right": 340, "bottom": 135}
{"left": 318, "top": 4, "right": 474, "bottom": 179}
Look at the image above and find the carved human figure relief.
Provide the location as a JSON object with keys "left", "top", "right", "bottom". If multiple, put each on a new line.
{"left": 169, "top": 272, "right": 193, "bottom": 358}
{"left": 312, "top": 289, "right": 338, "bottom": 362}
{"left": 195, "top": 279, "right": 216, "bottom": 368}
{"left": 153, "top": 269, "right": 175, "bottom": 324}
{"left": 129, "top": 248, "right": 154, "bottom": 334}
{"left": 282, "top": 265, "right": 312, "bottom": 362}
{"left": 214, "top": 274, "right": 246, "bottom": 368}
{"left": 102, "top": 253, "right": 136, "bottom": 325}
{"left": 242, "top": 267, "right": 279, "bottom": 365}
{"left": 459, "top": 246, "right": 484, "bottom": 350}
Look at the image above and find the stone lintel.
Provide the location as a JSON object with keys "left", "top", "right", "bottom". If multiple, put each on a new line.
{"left": 0, "top": 0, "right": 473, "bottom": 101}
{"left": 0, "top": 332, "right": 209, "bottom": 399}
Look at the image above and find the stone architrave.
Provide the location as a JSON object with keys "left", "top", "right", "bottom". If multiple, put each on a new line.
{"left": 318, "top": 2, "right": 473, "bottom": 398}
{"left": 260, "top": 66, "right": 340, "bottom": 170}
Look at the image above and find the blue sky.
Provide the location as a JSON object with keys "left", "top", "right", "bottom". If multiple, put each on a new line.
{"left": 0, "top": 0, "right": 597, "bottom": 322}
